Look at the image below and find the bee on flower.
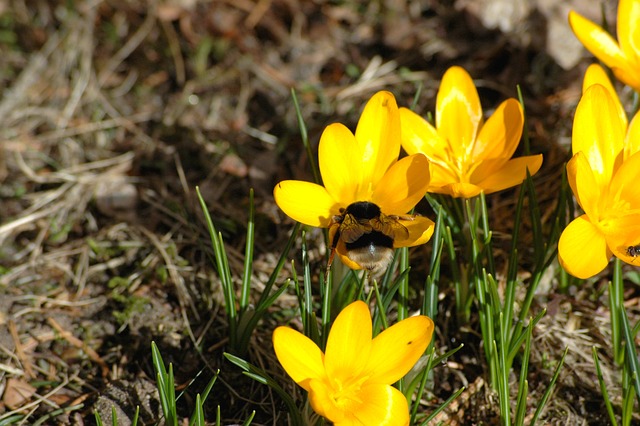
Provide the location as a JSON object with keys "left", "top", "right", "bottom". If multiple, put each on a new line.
{"left": 274, "top": 91, "right": 434, "bottom": 275}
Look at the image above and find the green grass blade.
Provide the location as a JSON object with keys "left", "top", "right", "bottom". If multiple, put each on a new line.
{"left": 514, "top": 322, "right": 533, "bottom": 426}
{"left": 591, "top": 347, "right": 618, "bottom": 426}
{"left": 151, "top": 341, "right": 177, "bottom": 426}
{"left": 189, "top": 371, "right": 219, "bottom": 426}
{"left": 409, "top": 347, "right": 436, "bottom": 423}
{"left": 531, "top": 346, "right": 569, "bottom": 425}
{"left": 620, "top": 303, "right": 640, "bottom": 406}
{"left": 240, "top": 188, "right": 255, "bottom": 311}
{"left": 224, "top": 352, "right": 303, "bottom": 425}
{"left": 242, "top": 411, "right": 256, "bottom": 426}
{"left": 196, "top": 187, "right": 238, "bottom": 348}
{"left": 419, "top": 386, "right": 465, "bottom": 426}
{"left": 193, "top": 394, "right": 204, "bottom": 426}
{"left": 290, "top": 88, "right": 320, "bottom": 185}
{"left": 424, "top": 207, "right": 444, "bottom": 320}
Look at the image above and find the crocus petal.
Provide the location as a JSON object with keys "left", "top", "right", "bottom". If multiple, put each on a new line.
{"left": 569, "top": 11, "right": 628, "bottom": 72}
{"left": 319, "top": 123, "right": 364, "bottom": 204}
{"left": 393, "top": 216, "right": 435, "bottom": 248}
{"left": 566, "top": 152, "right": 602, "bottom": 219}
{"left": 439, "top": 182, "right": 483, "bottom": 198}
{"left": 308, "top": 378, "right": 345, "bottom": 423}
{"left": 372, "top": 153, "right": 431, "bottom": 214}
{"left": 273, "top": 180, "right": 337, "bottom": 227}
{"left": 558, "top": 215, "right": 610, "bottom": 279}
{"left": 436, "top": 66, "right": 483, "bottom": 161}
{"left": 399, "top": 107, "right": 449, "bottom": 164}
{"left": 362, "top": 315, "right": 433, "bottom": 384}
{"left": 324, "top": 301, "right": 372, "bottom": 380}
{"left": 603, "top": 214, "right": 640, "bottom": 257}
{"left": 582, "top": 64, "right": 628, "bottom": 130}
{"left": 354, "top": 91, "right": 401, "bottom": 187}
{"left": 272, "top": 327, "right": 326, "bottom": 391}
{"left": 582, "top": 63, "right": 616, "bottom": 93}
{"left": 608, "top": 151, "right": 640, "bottom": 211}
{"left": 426, "top": 163, "right": 463, "bottom": 191}
{"left": 472, "top": 155, "right": 543, "bottom": 194}
{"left": 350, "top": 384, "right": 410, "bottom": 426}
{"left": 335, "top": 243, "right": 365, "bottom": 270}
{"left": 474, "top": 99, "right": 523, "bottom": 160}
{"left": 572, "top": 84, "right": 625, "bottom": 185}
{"left": 625, "top": 111, "right": 640, "bottom": 159}
{"left": 617, "top": 0, "right": 640, "bottom": 67}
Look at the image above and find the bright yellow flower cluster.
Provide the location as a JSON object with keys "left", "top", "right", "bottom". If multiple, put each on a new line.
{"left": 559, "top": 0, "right": 640, "bottom": 278}
{"left": 271, "top": 66, "right": 541, "bottom": 423}
{"left": 274, "top": 68, "right": 540, "bottom": 275}
{"left": 558, "top": 65, "right": 640, "bottom": 278}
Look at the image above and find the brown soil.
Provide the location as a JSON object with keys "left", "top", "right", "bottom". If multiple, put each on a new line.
{"left": 0, "top": 1, "right": 638, "bottom": 425}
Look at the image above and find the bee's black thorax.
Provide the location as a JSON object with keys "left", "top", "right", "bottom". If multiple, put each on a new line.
{"left": 343, "top": 201, "right": 381, "bottom": 220}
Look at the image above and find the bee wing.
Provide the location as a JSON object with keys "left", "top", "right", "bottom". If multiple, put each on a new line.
{"left": 339, "top": 215, "right": 369, "bottom": 243}
{"left": 372, "top": 215, "right": 410, "bottom": 240}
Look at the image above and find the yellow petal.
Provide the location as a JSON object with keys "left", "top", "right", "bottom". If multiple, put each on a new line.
{"left": 582, "top": 63, "right": 616, "bottom": 93}
{"left": 273, "top": 180, "right": 337, "bottom": 227}
{"left": 354, "top": 91, "right": 401, "bottom": 188}
{"left": 336, "top": 246, "right": 365, "bottom": 270}
{"left": 608, "top": 151, "right": 640, "bottom": 210}
{"left": 572, "top": 84, "right": 625, "bottom": 185}
{"left": 604, "top": 214, "right": 640, "bottom": 264}
{"left": 438, "top": 182, "right": 483, "bottom": 198}
{"left": 558, "top": 215, "right": 610, "bottom": 279}
{"left": 393, "top": 216, "right": 435, "bottom": 248}
{"left": 319, "top": 123, "right": 364, "bottom": 204}
{"left": 436, "top": 66, "right": 482, "bottom": 161}
{"left": 582, "top": 64, "right": 628, "bottom": 130}
{"left": 372, "top": 154, "right": 430, "bottom": 214}
{"left": 603, "top": 213, "right": 640, "bottom": 253}
{"left": 611, "top": 65, "right": 640, "bottom": 92}
{"left": 399, "top": 107, "right": 448, "bottom": 163}
{"left": 569, "top": 11, "right": 628, "bottom": 72}
{"left": 625, "top": 111, "right": 640, "bottom": 160}
{"left": 426, "top": 162, "right": 462, "bottom": 191}
{"left": 308, "top": 378, "right": 345, "bottom": 423}
{"left": 474, "top": 99, "right": 523, "bottom": 160}
{"left": 566, "top": 152, "right": 602, "bottom": 219}
{"left": 350, "top": 384, "right": 409, "bottom": 426}
{"left": 362, "top": 315, "right": 433, "bottom": 384}
{"left": 617, "top": 0, "right": 640, "bottom": 67}
{"left": 272, "top": 327, "right": 326, "bottom": 391}
{"left": 472, "top": 155, "right": 543, "bottom": 194}
{"left": 324, "top": 301, "right": 372, "bottom": 380}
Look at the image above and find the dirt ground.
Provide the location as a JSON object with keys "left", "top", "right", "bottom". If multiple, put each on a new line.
{"left": 1, "top": 0, "right": 639, "bottom": 425}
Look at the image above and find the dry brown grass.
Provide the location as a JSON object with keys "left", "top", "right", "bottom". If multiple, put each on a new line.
{"left": 0, "top": 0, "right": 638, "bottom": 424}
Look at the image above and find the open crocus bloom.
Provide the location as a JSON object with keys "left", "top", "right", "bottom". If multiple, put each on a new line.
{"left": 273, "top": 301, "right": 434, "bottom": 426}
{"left": 558, "top": 82, "right": 640, "bottom": 278}
{"left": 274, "top": 91, "right": 434, "bottom": 270}
{"left": 569, "top": 0, "right": 640, "bottom": 92}
{"left": 400, "top": 66, "right": 542, "bottom": 198}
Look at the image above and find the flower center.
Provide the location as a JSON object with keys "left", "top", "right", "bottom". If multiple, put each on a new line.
{"left": 329, "top": 375, "right": 368, "bottom": 411}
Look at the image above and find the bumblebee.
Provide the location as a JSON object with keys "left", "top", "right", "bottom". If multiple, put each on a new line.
{"left": 328, "top": 201, "right": 414, "bottom": 275}
{"left": 627, "top": 245, "right": 640, "bottom": 257}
